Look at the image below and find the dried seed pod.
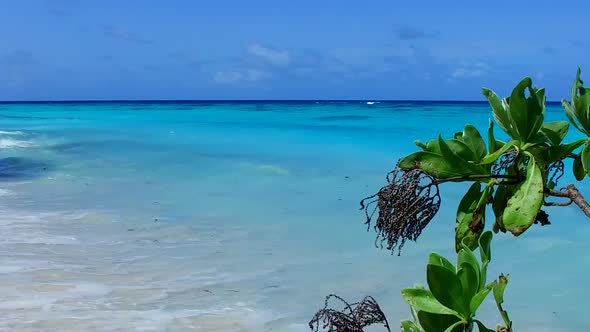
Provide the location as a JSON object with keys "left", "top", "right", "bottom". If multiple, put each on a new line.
{"left": 547, "top": 160, "right": 564, "bottom": 187}
{"left": 492, "top": 147, "right": 517, "bottom": 175}
{"left": 309, "top": 295, "right": 391, "bottom": 332}
{"left": 360, "top": 167, "right": 441, "bottom": 255}
{"left": 534, "top": 209, "right": 551, "bottom": 226}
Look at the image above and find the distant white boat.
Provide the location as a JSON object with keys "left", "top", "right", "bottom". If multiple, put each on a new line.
{"left": 366, "top": 101, "right": 376, "bottom": 105}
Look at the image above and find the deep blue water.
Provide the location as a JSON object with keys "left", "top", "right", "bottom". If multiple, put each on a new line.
{"left": 0, "top": 101, "right": 587, "bottom": 331}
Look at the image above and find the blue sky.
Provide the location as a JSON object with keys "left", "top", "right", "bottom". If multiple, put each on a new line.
{"left": 1, "top": 0, "right": 590, "bottom": 100}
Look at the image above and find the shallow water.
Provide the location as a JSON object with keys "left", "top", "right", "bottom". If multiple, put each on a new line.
{"left": 0, "top": 101, "right": 588, "bottom": 331}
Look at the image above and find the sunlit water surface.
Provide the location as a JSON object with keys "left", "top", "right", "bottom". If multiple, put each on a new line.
{"left": 0, "top": 101, "right": 587, "bottom": 331}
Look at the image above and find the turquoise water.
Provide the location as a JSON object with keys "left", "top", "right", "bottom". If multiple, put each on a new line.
{"left": 0, "top": 101, "right": 588, "bottom": 331}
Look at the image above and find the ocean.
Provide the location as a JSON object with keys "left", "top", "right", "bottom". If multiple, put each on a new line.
{"left": 0, "top": 101, "right": 587, "bottom": 331}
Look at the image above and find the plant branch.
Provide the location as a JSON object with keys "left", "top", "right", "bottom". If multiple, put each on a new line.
{"left": 547, "top": 184, "right": 590, "bottom": 218}
{"left": 544, "top": 200, "right": 573, "bottom": 207}
{"left": 437, "top": 174, "right": 519, "bottom": 184}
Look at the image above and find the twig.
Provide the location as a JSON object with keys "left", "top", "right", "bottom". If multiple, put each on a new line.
{"left": 437, "top": 174, "right": 519, "bottom": 184}
{"left": 547, "top": 184, "right": 590, "bottom": 218}
{"left": 544, "top": 200, "right": 573, "bottom": 207}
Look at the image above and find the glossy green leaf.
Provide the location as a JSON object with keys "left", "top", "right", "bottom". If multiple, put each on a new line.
{"left": 475, "top": 320, "right": 495, "bottom": 332}
{"left": 426, "top": 264, "right": 467, "bottom": 315}
{"left": 572, "top": 69, "right": 590, "bottom": 134}
{"left": 457, "top": 246, "right": 480, "bottom": 289}
{"left": 546, "top": 138, "right": 587, "bottom": 162}
{"left": 398, "top": 151, "right": 465, "bottom": 179}
{"left": 493, "top": 275, "right": 511, "bottom": 328}
{"left": 541, "top": 121, "right": 569, "bottom": 146}
{"left": 478, "top": 231, "right": 492, "bottom": 291}
{"left": 487, "top": 119, "right": 496, "bottom": 157}
{"left": 563, "top": 68, "right": 590, "bottom": 136}
{"left": 507, "top": 77, "right": 545, "bottom": 142}
{"left": 428, "top": 253, "right": 455, "bottom": 273}
{"left": 401, "top": 320, "right": 423, "bottom": 332}
{"left": 492, "top": 183, "right": 513, "bottom": 233}
{"left": 477, "top": 141, "right": 516, "bottom": 165}
{"left": 478, "top": 231, "right": 492, "bottom": 264}
{"left": 493, "top": 277, "right": 507, "bottom": 307}
{"left": 455, "top": 183, "right": 486, "bottom": 252}
{"left": 422, "top": 138, "right": 478, "bottom": 161}
{"left": 444, "top": 321, "right": 465, "bottom": 332}
{"left": 457, "top": 124, "right": 487, "bottom": 160}
{"left": 417, "top": 312, "right": 462, "bottom": 332}
{"left": 574, "top": 153, "right": 585, "bottom": 181}
{"left": 469, "top": 283, "right": 493, "bottom": 314}
{"left": 438, "top": 135, "right": 484, "bottom": 174}
{"left": 581, "top": 143, "right": 590, "bottom": 179}
{"left": 502, "top": 155, "right": 544, "bottom": 236}
{"left": 482, "top": 88, "right": 515, "bottom": 138}
{"left": 457, "top": 263, "right": 478, "bottom": 311}
{"left": 401, "top": 288, "right": 461, "bottom": 316}
{"left": 563, "top": 99, "right": 587, "bottom": 134}
{"left": 414, "top": 140, "right": 428, "bottom": 150}
{"left": 445, "top": 139, "right": 480, "bottom": 161}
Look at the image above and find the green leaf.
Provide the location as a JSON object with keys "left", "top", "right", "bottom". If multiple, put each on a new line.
{"left": 401, "top": 320, "right": 423, "bottom": 332}
{"left": 574, "top": 153, "right": 585, "bottom": 181}
{"left": 482, "top": 88, "right": 515, "bottom": 138}
{"left": 401, "top": 288, "right": 461, "bottom": 317}
{"left": 474, "top": 320, "right": 495, "bottom": 332}
{"left": 507, "top": 77, "right": 545, "bottom": 142}
{"left": 492, "top": 183, "right": 513, "bottom": 233}
{"left": 502, "top": 155, "right": 544, "bottom": 236}
{"left": 564, "top": 68, "right": 590, "bottom": 136}
{"left": 493, "top": 275, "right": 512, "bottom": 328}
{"left": 455, "top": 183, "right": 486, "bottom": 252}
{"left": 469, "top": 283, "right": 493, "bottom": 314}
{"left": 478, "top": 231, "right": 493, "bottom": 291}
{"left": 457, "top": 246, "right": 480, "bottom": 290}
{"left": 445, "top": 139, "right": 479, "bottom": 161}
{"left": 573, "top": 70, "right": 590, "bottom": 134}
{"left": 457, "top": 263, "right": 479, "bottom": 311}
{"left": 399, "top": 138, "right": 486, "bottom": 179}
{"left": 487, "top": 119, "right": 496, "bottom": 156}
{"left": 438, "top": 135, "right": 484, "bottom": 174}
{"left": 428, "top": 253, "right": 456, "bottom": 273}
{"left": 581, "top": 143, "right": 590, "bottom": 179}
{"left": 541, "top": 121, "right": 569, "bottom": 146}
{"left": 546, "top": 138, "right": 587, "bottom": 162}
{"left": 457, "top": 124, "right": 487, "bottom": 160}
{"left": 477, "top": 141, "right": 516, "bottom": 165}
{"left": 417, "top": 312, "right": 462, "bottom": 332}
{"left": 415, "top": 140, "right": 428, "bottom": 150}
{"left": 478, "top": 231, "right": 492, "bottom": 264}
{"left": 563, "top": 99, "right": 587, "bottom": 135}
{"left": 422, "top": 137, "right": 478, "bottom": 161}
{"left": 426, "top": 264, "right": 467, "bottom": 316}
{"left": 444, "top": 321, "right": 465, "bottom": 332}
{"left": 398, "top": 151, "right": 465, "bottom": 179}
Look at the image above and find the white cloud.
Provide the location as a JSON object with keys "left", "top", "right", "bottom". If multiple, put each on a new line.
{"left": 213, "top": 68, "right": 271, "bottom": 84}
{"left": 247, "top": 44, "right": 291, "bottom": 66}
{"left": 450, "top": 62, "right": 490, "bottom": 80}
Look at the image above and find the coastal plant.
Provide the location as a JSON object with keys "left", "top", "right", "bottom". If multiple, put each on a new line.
{"left": 398, "top": 231, "right": 511, "bottom": 332}
{"left": 310, "top": 68, "right": 590, "bottom": 331}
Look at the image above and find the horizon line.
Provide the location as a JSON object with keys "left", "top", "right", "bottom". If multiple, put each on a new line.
{"left": 0, "top": 99, "right": 565, "bottom": 104}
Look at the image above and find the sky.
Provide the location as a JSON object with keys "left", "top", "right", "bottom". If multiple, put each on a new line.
{"left": 1, "top": 0, "right": 590, "bottom": 101}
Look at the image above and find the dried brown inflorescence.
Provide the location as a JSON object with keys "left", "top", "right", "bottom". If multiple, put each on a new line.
{"left": 547, "top": 160, "right": 565, "bottom": 187}
{"left": 534, "top": 209, "right": 551, "bottom": 226}
{"left": 360, "top": 167, "right": 441, "bottom": 255}
{"left": 492, "top": 147, "right": 518, "bottom": 176}
{"left": 309, "top": 294, "right": 391, "bottom": 332}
